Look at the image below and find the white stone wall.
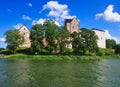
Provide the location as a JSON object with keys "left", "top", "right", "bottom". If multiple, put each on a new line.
{"left": 92, "top": 30, "right": 106, "bottom": 48}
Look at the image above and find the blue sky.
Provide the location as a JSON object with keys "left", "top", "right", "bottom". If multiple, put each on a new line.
{"left": 0, "top": 0, "right": 120, "bottom": 48}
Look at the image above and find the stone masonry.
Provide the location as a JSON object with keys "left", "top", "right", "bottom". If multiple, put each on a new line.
{"left": 92, "top": 29, "right": 106, "bottom": 48}
{"left": 65, "top": 17, "right": 79, "bottom": 33}
{"left": 65, "top": 17, "right": 106, "bottom": 48}
{"left": 19, "top": 25, "right": 31, "bottom": 48}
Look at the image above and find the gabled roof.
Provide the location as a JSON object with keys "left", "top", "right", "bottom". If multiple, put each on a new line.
{"left": 65, "top": 19, "right": 73, "bottom": 23}
{"left": 65, "top": 17, "right": 78, "bottom": 24}
{"left": 92, "top": 28, "right": 105, "bottom": 32}
{"left": 19, "top": 24, "right": 30, "bottom": 31}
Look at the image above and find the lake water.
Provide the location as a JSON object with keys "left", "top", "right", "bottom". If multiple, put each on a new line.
{"left": 0, "top": 59, "right": 120, "bottom": 87}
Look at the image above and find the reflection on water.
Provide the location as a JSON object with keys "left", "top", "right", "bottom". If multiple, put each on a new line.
{"left": 0, "top": 59, "right": 120, "bottom": 87}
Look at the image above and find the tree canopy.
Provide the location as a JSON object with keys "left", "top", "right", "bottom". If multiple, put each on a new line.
{"left": 30, "top": 24, "right": 44, "bottom": 54}
{"left": 57, "top": 26, "right": 70, "bottom": 53}
{"left": 80, "top": 28, "right": 98, "bottom": 54}
{"left": 5, "top": 29, "right": 24, "bottom": 54}
{"left": 114, "top": 44, "right": 120, "bottom": 54}
{"left": 44, "top": 19, "right": 58, "bottom": 53}
{"left": 106, "top": 39, "right": 116, "bottom": 49}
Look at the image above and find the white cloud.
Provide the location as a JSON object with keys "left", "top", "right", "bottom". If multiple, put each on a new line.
{"left": 13, "top": 23, "right": 23, "bottom": 29}
{"left": 32, "top": 18, "right": 60, "bottom": 26}
{"left": 96, "top": 5, "right": 120, "bottom": 22}
{"left": 28, "top": 3, "right": 32, "bottom": 7}
{"left": 0, "top": 38, "right": 6, "bottom": 42}
{"left": 32, "top": 18, "right": 46, "bottom": 25}
{"left": 41, "top": 1, "right": 75, "bottom": 25}
{"left": 22, "top": 15, "right": 32, "bottom": 21}
{"left": 105, "top": 30, "right": 120, "bottom": 43}
{"left": 54, "top": 21, "right": 61, "bottom": 26}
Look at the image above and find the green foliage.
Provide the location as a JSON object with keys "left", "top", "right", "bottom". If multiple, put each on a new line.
{"left": 114, "top": 44, "right": 120, "bottom": 54}
{"left": 30, "top": 24, "right": 44, "bottom": 54}
{"left": 0, "top": 48, "right": 5, "bottom": 51}
{"left": 97, "top": 48, "right": 114, "bottom": 56}
{"left": 44, "top": 19, "right": 58, "bottom": 54}
{"left": 71, "top": 28, "right": 98, "bottom": 55}
{"left": 16, "top": 47, "right": 31, "bottom": 54}
{"left": 106, "top": 39, "right": 116, "bottom": 48}
{"left": 0, "top": 48, "right": 11, "bottom": 55}
{"left": 80, "top": 28, "right": 98, "bottom": 53}
{"left": 5, "top": 54, "right": 120, "bottom": 60}
{"left": 5, "top": 29, "right": 24, "bottom": 54}
{"left": 57, "top": 26, "right": 70, "bottom": 53}
{"left": 71, "top": 32, "right": 84, "bottom": 55}
{"left": 63, "top": 48, "right": 73, "bottom": 54}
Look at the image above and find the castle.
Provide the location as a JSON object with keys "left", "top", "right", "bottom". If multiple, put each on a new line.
{"left": 65, "top": 17, "right": 106, "bottom": 48}
{"left": 19, "top": 25, "right": 31, "bottom": 48}
{"left": 19, "top": 18, "right": 106, "bottom": 48}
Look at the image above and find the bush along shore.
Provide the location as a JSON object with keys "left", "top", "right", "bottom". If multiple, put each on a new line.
{"left": 0, "top": 47, "right": 120, "bottom": 60}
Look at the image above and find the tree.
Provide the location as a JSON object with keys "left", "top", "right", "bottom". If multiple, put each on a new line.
{"left": 57, "top": 26, "right": 70, "bottom": 53}
{"left": 5, "top": 29, "right": 24, "bottom": 54}
{"left": 30, "top": 24, "right": 44, "bottom": 54}
{"left": 106, "top": 39, "right": 116, "bottom": 49}
{"left": 71, "top": 32, "right": 84, "bottom": 55}
{"left": 114, "top": 44, "right": 120, "bottom": 54}
{"left": 43, "top": 19, "right": 58, "bottom": 54}
{"left": 80, "top": 28, "right": 98, "bottom": 54}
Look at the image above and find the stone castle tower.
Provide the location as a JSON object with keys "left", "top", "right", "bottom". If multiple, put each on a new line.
{"left": 65, "top": 17, "right": 79, "bottom": 33}
{"left": 19, "top": 25, "right": 31, "bottom": 48}
{"left": 65, "top": 18, "right": 106, "bottom": 48}
{"left": 92, "top": 29, "right": 106, "bottom": 48}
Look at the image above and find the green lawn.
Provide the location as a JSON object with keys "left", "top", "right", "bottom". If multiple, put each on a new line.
{"left": 3, "top": 54, "right": 120, "bottom": 60}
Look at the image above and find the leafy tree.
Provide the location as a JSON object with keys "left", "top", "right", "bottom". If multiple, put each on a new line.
{"left": 30, "top": 24, "right": 44, "bottom": 54}
{"left": 114, "top": 44, "right": 120, "bottom": 54}
{"left": 71, "top": 32, "right": 84, "bottom": 55}
{"left": 57, "top": 26, "right": 70, "bottom": 53}
{"left": 43, "top": 19, "right": 58, "bottom": 54}
{"left": 80, "top": 28, "right": 98, "bottom": 54}
{"left": 5, "top": 29, "right": 24, "bottom": 54}
{"left": 106, "top": 39, "right": 116, "bottom": 49}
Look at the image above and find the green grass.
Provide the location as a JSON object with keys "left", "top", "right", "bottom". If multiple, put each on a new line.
{"left": 3, "top": 54, "right": 120, "bottom": 60}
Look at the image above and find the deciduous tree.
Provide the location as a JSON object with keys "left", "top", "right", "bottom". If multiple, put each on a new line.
{"left": 80, "top": 28, "right": 98, "bottom": 54}
{"left": 30, "top": 24, "right": 44, "bottom": 54}
{"left": 44, "top": 19, "right": 58, "bottom": 54}
{"left": 57, "top": 26, "right": 70, "bottom": 53}
{"left": 5, "top": 29, "right": 24, "bottom": 54}
{"left": 106, "top": 39, "right": 116, "bottom": 49}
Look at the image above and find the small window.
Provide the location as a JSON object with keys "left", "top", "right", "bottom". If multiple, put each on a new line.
{"left": 23, "top": 32, "right": 25, "bottom": 35}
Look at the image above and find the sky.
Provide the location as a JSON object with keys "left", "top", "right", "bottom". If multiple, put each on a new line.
{"left": 0, "top": 0, "right": 120, "bottom": 48}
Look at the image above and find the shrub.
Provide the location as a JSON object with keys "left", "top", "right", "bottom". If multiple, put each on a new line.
{"left": 63, "top": 48, "right": 73, "bottom": 54}
{"left": 97, "top": 48, "right": 114, "bottom": 56}
{"left": 114, "top": 44, "right": 120, "bottom": 54}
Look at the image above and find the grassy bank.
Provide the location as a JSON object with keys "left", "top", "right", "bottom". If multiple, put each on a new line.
{"left": 3, "top": 54, "right": 120, "bottom": 60}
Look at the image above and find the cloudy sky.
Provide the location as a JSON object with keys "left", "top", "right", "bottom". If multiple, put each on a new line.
{"left": 0, "top": 0, "right": 120, "bottom": 48}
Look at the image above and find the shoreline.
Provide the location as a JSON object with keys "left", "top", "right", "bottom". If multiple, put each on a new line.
{"left": 3, "top": 54, "right": 120, "bottom": 60}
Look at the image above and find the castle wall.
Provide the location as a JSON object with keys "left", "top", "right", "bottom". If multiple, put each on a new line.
{"left": 19, "top": 25, "right": 31, "bottom": 48}
{"left": 66, "top": 18, "right": 79, "bottom": 33}
{"left": 92, "top": 30, "right": 106, "bottom": 48}
{"left": 70, "top": 18, "right": 79, "bottom": 33}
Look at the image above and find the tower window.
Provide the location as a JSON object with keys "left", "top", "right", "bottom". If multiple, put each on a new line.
{"left": 23, "top": 32, "right": 25, "bottom": 35}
